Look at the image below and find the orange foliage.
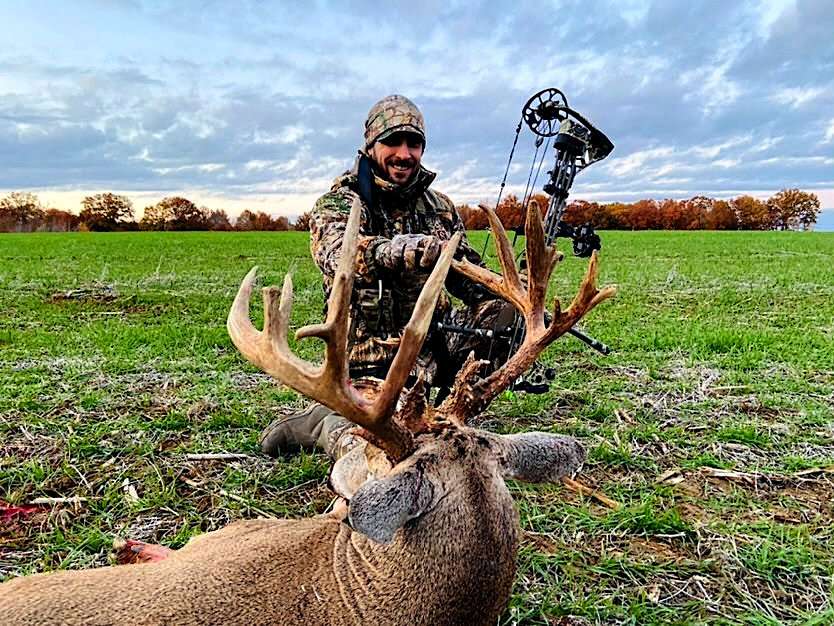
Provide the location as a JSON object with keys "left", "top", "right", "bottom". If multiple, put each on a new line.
{"left": 732, "top": 196, "right": 771, "bottom": 230}
{"left": 456, "top": 190, "right": 821, "bottom": 231}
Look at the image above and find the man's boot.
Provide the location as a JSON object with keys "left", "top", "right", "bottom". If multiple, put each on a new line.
{"left": 259, "top": 403, "right": 353, "bottom": 458}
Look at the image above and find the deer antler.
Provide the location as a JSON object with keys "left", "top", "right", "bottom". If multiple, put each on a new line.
{"left": 442, "top": 202, "right": 616, "bottom": 421}
{"left": 228, "top": 198, "right": 461, "bottom": 461}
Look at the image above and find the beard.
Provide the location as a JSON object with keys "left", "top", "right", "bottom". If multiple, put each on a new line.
{"left": 382, "top": 157, "right": 417, "bottom": 184}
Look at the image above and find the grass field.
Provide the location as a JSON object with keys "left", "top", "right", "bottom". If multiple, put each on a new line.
{"left": 1, "top": 230, "right": 833, "bottom": 624}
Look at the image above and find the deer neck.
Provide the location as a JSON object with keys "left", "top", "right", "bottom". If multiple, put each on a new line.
{"left": 330, "top": 478, "right": 520, "bottom": 624}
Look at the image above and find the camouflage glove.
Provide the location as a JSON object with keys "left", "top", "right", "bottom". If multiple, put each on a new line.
{"left": 374, "top": 234, "right": 442, "bottom": 272}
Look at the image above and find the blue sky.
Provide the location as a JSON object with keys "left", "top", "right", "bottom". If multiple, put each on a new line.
{"left": 1, "top": 0, "right": 832, "bottom": 219}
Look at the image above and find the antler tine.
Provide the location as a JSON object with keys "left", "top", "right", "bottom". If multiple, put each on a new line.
{"left": 451, "top": 205, "right": 528, "bottom": 314}
{"left": 228, "top": 198, "right": 460, "bottom": 461}
{"left": 543, "top": 250, "right": 617, "bottom": 341}
{"left": 482, "top": 206, "right": 525, "bottom": 306}
{"left": 447, "top": 203, "right": 616, "bottom": 418}
{"left": 294, "top": 196, "right": 362, "bottom": 388}
{"left": 524, "top": 200, "right": 559, "bottom": 333}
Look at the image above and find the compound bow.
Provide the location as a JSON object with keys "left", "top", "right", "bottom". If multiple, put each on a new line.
{"left": 439, "top": 87, "right": 615, "bottom": 393}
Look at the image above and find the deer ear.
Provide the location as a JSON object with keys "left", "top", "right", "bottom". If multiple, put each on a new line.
{"left": 490, "top": 432, "right": 585, "bottom": 483}
{"left": 348, "top": 469, "right": 434, "bottom": 544}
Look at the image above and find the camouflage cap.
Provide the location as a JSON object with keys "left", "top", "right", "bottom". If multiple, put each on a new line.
{"left": 364, "top": 95, "right": 426, "bottom": 149}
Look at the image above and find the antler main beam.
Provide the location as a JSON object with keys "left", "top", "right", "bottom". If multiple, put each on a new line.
{"left": 228, "top": 198, "right": 460, "bottom": 461}
{"left": 446, "top": 203, "right": 616, "bottom": 419}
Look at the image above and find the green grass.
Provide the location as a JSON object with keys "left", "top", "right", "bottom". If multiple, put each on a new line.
{"left": 2, "top": 229, "right": 834, "bottom": 624}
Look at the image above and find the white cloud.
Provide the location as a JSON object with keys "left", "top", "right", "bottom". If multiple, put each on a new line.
{"left": 755, "top": 0, "right": 796, "bottom": 36}
{"left": 772, "top": 87, "right": 825, "bottom": 108}
{"left": 14, "top": 122, "right": 47, "bottom": 138}
{"left": 692, "top": 135, "right": 752, "bottom": 159}
{"left": 824, "top": 119, "right": 834, "bottom": 143}
{"left": 253, "top": 124, "right": 309, "bottom": 145}
{"left": 244, "top": 160, "right": 273, "bottom": 172}
{"left": 747, "top": 136, "right": 784, "bottom": 153}
{"left": 607, "top": 147, "right": 675, "bottom": 177}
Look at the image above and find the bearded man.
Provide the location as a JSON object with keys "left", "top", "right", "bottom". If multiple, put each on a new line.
{"left": 260, "top": 95, "right": 508, "bottom": 458}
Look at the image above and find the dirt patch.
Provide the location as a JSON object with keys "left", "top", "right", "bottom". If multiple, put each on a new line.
{"left": 0, "top": 433, "right": 62, "bottom": 463}
{"left": 771, "top": 479, "right": 834, "bottom": 521}
{"left": 49, "top": 284, "right": 117, "bottom": 303}
{"left": 522, "top": 531, "right": 561, "bottom": 554}
{"left": 229, "top": 371, "right": 278, "bottom": 390}
{"left": 626, "top": 537, "right": 693, "bottom": 563}
{"left": 121, "top": 512, "right": 198, "bottom": 545}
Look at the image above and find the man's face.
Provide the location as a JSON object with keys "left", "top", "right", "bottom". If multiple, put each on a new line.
{"left": 369, "top": 132, "right": 424, "bottom": 185}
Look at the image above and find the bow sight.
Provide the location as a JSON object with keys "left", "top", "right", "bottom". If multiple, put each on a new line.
{"left": 468, "top": 88, "right": 614, "bottom": 393}
{"left": 519, "top": 87, "right": 613, "bottom": 247}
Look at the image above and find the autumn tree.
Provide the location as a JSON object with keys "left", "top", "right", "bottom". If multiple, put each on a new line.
{"left": 459, "top": 192, "right": 823, "bottom": 232}
{"left": 457, "top": 204, "right": 488, "bottom": 229}
{"left": 206, "top": 209, "right": 233, "bottom": 231}
{"left": 252, "top": 211, "right": 275, "bottom": 231}
{"left": 166, "top": 197, "right": 207, "bottom": 230}
{"left": 140, "top": 196, "right": 206, "bottom": 230}
{"left": 79, "top": 193, "right": 134, "bottom": 231}
{"left": 564, "top": 200, "right": 603, "bottom": 225}
{"left": 732, "top": 195, "right": 771, "bottom": 230}
{"left": 683, "top": 196, "right": 712, "bottom": 230}
{"left": 656, "top": 199, "right": 686, "bottom": 229}
{"left": 704, "top": 199, "right": 737, "bottom": 230}
{"left": 0, "top": 191, "right": 45, "bottom": 232}
{"left": 235, "top": 210, "right": 257, "bottom": 231}
{"left": 495, "top": 195, "right": 524, "bottom": 230}
{"left": 140, "top": 203, "right": 169, "bottom": 230}
{"left": 43, "top": 208, "right": 80, "bottom": 232}
{"left": 605, "top": 199, "right": 658, "bottom": 230}
{"left": 273, "top": 215, "right": 290, "bottom": 231}
{"left": 767, "top": 189, "right": 820, "bottom": 231}
{"left": 294, "top": 211, "right": 312, "bottom": 231}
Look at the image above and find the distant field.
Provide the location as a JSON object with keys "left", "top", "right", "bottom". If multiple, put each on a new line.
{"left": 1, "top": 230, "right": 833, "bottom": 624}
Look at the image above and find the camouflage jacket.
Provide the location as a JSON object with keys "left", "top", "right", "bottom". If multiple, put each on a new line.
{"left": 310, "top": 155, "right": 492, "bottom": 376}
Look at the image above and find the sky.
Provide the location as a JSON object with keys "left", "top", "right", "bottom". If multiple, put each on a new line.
{"left": 1, "top": 0, "right": 833, "bottom": 221}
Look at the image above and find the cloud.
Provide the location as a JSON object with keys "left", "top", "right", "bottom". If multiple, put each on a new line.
{"left": 772, "top": 87, "right": 826, "bottom": 108}
{"left": 824, "top": 119, "right": 834, "bottom": 143}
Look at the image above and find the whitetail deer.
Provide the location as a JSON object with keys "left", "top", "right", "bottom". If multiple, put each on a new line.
{"left": 1, "top": 198, "right": 615, "bottom": 625}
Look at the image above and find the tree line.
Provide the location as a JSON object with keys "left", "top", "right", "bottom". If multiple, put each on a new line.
{"left": 457, "top": 188, "right": 822, "bottom": 231}
{"left": 0, "top": 188, "right": 822, "bottom": 233}
{"left": 0, "top": 192, "right": 313, "bottom": 233}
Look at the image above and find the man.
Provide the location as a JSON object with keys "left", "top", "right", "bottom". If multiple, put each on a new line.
{"left": 260, "top": 95, "right": 508, "bottom": 458}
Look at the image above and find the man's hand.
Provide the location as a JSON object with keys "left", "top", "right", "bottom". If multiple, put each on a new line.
{"left": 375, "top": 234, "right": 442, "bottom": 272}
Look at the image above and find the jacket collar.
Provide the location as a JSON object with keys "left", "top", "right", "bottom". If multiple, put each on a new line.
{"left": 350, "top": 152, "right": 436, "bottom": 205}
